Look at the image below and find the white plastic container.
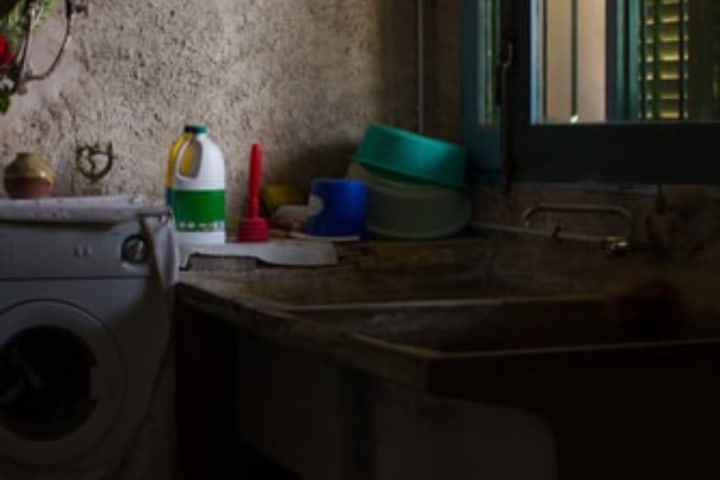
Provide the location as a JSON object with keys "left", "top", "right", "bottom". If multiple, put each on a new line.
{"left": 346, "top": 162, "right": 472, "bottom": 239}
{"left": 172, "top": 125, "right": 226, "bottom": 245}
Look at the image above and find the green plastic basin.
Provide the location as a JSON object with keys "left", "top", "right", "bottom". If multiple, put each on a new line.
{"left": 351, "top": 124, "right": 468, "bottom": 189}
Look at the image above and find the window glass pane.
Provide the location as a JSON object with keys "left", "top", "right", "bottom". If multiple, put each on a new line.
{"left": 480, "top": 0, "right": 501, "bottom": 126}
{"left": 534, "top": 0, "right": 720, "bottom": 124}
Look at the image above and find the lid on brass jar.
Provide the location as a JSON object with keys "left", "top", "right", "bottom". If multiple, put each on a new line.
{"left": 4, "top": 152, "right": 55, "bottom": 184}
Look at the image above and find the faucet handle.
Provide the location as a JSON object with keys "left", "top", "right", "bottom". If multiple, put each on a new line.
{"left": 603, "top": 237, "right": 632, "bottom": 257}
{"left": 604, "top": 237, "right": 663, "bottom": 257}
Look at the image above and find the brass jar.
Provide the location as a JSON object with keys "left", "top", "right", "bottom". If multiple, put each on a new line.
{"left": 4, "top": 152, "right": 55, "bottom": 199}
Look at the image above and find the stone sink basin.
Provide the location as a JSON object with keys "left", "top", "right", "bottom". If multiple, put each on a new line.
{"left": 178, "top": 260, "right": 720, "bottom": 480}
{"left": 204, "top": 264, "right": 564, "bottom": 306}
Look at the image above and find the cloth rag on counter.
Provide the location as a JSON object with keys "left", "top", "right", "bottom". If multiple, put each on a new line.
{"left": 179, "top": 238, "right": 338, "bottom": 269}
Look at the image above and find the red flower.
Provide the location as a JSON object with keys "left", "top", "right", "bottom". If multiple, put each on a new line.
{"left": 0, "top": 33, "right": 14, "bottom": 70}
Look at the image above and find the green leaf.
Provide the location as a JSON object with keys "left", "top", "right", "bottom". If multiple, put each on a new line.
{"left": 0, "top": 0, "right": 57, "bottom": 50}
{"left": 0, "top": 88, "right": 11, "bottom": 114}
{"left": 0, "top": 0, "right": 58, "bottom": 114}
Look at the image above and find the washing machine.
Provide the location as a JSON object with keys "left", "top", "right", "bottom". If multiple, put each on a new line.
{"left": 0, "top": 197, "right": 176, "bottom": 479}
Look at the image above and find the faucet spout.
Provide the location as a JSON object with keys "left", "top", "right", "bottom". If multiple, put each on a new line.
{"left": 520, "top": 203, "right": 635, "bottom": 239}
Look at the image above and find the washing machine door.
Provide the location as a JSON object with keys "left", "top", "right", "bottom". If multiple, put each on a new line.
{"left": 0, "top": 300, "right": 125, "bottom": 466}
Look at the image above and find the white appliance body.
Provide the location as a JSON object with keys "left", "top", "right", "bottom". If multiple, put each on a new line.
{"left": 0, "top": 216, "right": 172, "bottom": 477}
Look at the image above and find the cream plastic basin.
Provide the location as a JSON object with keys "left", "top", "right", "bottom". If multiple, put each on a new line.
{"left": 346, "top": 162, "right": 472, "bottom": 240}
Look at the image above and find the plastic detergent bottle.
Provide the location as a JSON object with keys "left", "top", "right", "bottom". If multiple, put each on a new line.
{"left": 172, "top": 125, "right": 226, "bottom": 245}
{"left": 165, "top": 125, "right": 197, "bottom": 206}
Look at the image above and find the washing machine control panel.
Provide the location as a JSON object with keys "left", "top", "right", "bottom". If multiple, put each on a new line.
{"left": 73, "top": 241, "right": 95, "bottom": 258}
{"left": 0, "top": 220, "right": 156, "bottom": 279}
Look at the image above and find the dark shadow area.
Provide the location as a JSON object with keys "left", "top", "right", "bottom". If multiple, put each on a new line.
{"left": 175, "top": 304, "right": 299, "bottom": 479}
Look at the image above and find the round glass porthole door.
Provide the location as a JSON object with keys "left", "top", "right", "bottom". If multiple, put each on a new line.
{"left": 0, "top": 301, "right": 125, "bottom": 466}
{"left": 0, "top": 326, "right": 96, "bottom": 440}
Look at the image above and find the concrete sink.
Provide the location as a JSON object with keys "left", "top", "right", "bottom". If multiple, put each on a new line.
{"left": 178, "top": 264, "right": 720, "bottom": 480}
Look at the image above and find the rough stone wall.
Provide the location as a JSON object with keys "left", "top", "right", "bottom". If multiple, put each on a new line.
{"left": 0, "top": 0, "right": 418, "bottom": 218}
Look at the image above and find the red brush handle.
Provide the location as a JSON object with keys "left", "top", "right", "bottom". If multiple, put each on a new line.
{"left": 248, "top": 143, "right": 262, "bottom": 218}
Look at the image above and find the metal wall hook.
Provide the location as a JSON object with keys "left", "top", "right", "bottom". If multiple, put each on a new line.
{"left": 75, "top": 142, "right": 114, "bottom": 184}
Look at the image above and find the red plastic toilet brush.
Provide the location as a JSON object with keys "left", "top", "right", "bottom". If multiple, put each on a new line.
{"left": 236, "top": 143, "right": 269, "bottom": 242}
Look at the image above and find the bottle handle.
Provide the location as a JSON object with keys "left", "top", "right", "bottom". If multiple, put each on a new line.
{"left": 173, "top": 137, "right": 200, "bottom": 183}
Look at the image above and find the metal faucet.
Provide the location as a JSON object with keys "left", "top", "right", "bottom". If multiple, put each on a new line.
{"left": 521, "top": 203, "right": 634, "bottom": 236}
{"left": 473, "top": 202, "right": 662, "bottom": 257}
{"left": 519, "top": 203, "right": 640, "bottom": 256}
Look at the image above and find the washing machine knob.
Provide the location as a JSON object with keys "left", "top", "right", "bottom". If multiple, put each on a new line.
{"left": 121, "top": 235, "right": 149, "bottom": 264}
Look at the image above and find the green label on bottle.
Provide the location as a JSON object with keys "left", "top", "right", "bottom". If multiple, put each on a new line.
{"left": 172, "top": 190, "right": 226, "bottom": 233}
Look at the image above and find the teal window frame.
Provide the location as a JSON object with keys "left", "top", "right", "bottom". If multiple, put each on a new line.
{"left": 462, "top": 0, "right": 720, "bottom": 186}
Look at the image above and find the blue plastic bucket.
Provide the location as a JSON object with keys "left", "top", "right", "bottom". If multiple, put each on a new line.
{"left": 304, "top": 178, "right": 367, "bottom": 238}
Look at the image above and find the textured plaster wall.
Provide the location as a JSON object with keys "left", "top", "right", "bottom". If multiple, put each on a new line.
{"left": 424, "top": 0, "right": 462, "bottom": 142}
{"left": 0, "top": 0, "right": 418, "bottom": 218}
